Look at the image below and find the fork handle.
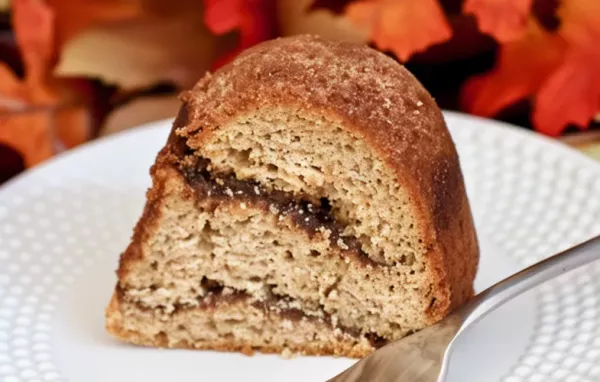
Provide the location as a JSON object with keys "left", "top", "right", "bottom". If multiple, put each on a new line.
{"left": 458, "top": 234, "right": 600, "bottom": 330}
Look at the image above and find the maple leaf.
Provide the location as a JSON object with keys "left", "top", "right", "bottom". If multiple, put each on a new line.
{"left": 344, "top": 0, "right": 452, "bottom": 62}
{"left": 0, "top": 63, "right": 23, "bottom": 101}
{"left": 463, "top": 0, "right": 533, "bottom": 42}
{"left": 531, "top": 0, "right": 600, "bottom": 135}
{"left": 204, "top": 0, "right": 242, "bottom": 34}
{"left": 45, "top": 0, "right": 145, "bottom": 47}
{"left": 557, "top": 0, "right": 600, "bottom": 48}
{"left": 11, "top": 0, "right": 56, "bottom": 102}
{"left": 533, "top": 49, "right": 600, "bottom": 136}
{"left": 55, "top": 0, "right": 217, "bottom": 90}
{"left": 0, "top": 0, "right": 90, "bottom": 167}
{"left": 461, "top": 19, "right": 565, "bottom": 118}
{"left": 0, "top": 0, "right": 57, "bottom": 167}
{"left": 0, "top": 109, "right": 55, "bottom": 167}
{"left": 204, "top": 0, "right": 277, "bottom": 68}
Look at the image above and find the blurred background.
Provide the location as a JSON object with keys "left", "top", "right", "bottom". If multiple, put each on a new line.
{"left": 0, "top": 0, "right": 599, "bottom": 184}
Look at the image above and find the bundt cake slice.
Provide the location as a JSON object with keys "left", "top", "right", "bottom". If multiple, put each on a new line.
{"left": 105, "top": 35, "right": 479, "bottom": 358}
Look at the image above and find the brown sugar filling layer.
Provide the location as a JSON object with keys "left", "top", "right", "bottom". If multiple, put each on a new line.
{"left": 117, "top": 278, "right": 387, "bottom": 349}
{"left": 181, "top": 157, "right": 385, "bottom": 268}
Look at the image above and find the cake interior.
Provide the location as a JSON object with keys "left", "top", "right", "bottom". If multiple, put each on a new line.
{"left": 108, "top": 110, "right": 442, "bottom": 357}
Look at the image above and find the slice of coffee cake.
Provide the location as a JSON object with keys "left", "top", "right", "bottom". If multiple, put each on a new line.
{"left": 106, "top": 35, "right": 479, "bottom": 358}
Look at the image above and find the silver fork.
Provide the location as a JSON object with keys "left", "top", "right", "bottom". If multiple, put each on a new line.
{"left": 328, "top": 234, "right": 600, "bottom": 382}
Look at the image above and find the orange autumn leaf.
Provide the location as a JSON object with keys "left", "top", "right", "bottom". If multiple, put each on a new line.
{"left": 55, "top": 0, "right": 217, "bottom": 90}
{"left": 557, "top": 0, "right": 600, "bottom": 48}
{"left": 463, "top": 0, "right": 533, "bottom": 42}
{"left": 1, "top": 0, "right": 138, "bottom": 168}
{"left": 45, "top": 0, "right": 145, "bottom": 48}
{"left": 204, "top": 0, "right": 242, "bottom": 34}
{"left": 203, "top": 0, "right": 277, "bottom": 68}
{"left": 531, "top": 0, "right": 600, "bottom": 135}
{"left": 11, "top": 0, "right": 56, "bottom": 103}
{"left": 0, "top": 110, "right": 55, "bottom": 167}
{"left": 461, "top": 19, "right": 565, "bottom": 118}
{"left": 533, "top": 49, "right": 600, "bottom": 136}
{"left": 0, "top": 102, "right": 90, "bottom": 167}
{"left": 0, "top": 63, "right": 24, "bottom": 101}
{"left": 0, "top": 0, "right": 90, "bottom": 167}
{"left": 344, "top": 0, "right": 452, "bottom": 61}
{"left": 0, "top": 0, "right": 57, "bottom": 167}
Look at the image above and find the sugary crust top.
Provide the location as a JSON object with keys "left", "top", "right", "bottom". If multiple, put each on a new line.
{"left": 170, "top": 35, "right": 478, "bottom": 319}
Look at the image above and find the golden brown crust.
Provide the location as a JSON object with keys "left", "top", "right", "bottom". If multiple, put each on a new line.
{"left": 173, "top": 35, "right": 478, "bottom": 320}
{"left": 116, "top": 149, "right": 170, "bottom": 281}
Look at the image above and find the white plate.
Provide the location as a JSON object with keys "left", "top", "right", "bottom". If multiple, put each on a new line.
{"left": 1, "top": 112, "right": 600, "bottom": 382}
